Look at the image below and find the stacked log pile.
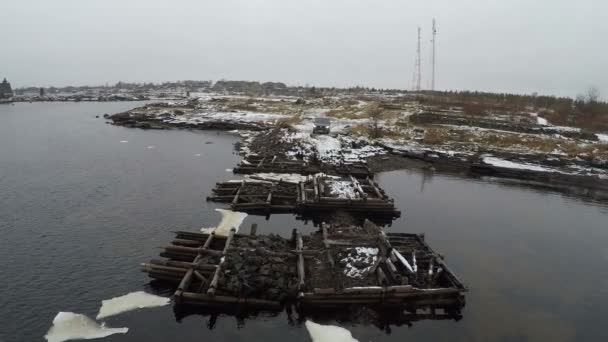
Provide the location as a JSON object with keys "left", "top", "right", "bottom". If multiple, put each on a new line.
{"left": 207, "top": 175, "right": 400, "bottom": 218}
{"left": 142, "top": 221, "right": 466, "bottom": 312}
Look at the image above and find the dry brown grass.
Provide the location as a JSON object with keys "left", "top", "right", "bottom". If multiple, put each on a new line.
{"left": 275, "top": 114, "right": 302, "bottom": 130}
{"left": 326, "top": 106, "right": 362, "bottom": 119}
{"left": 423, "top": 128, "right": 450, "bottom": 145}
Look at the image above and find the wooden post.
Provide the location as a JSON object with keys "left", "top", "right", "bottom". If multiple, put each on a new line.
{"left": 250, "top": 223, "right": 258, "bottom": 236}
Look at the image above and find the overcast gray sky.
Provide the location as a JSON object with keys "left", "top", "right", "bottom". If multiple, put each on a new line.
{"left": 2, "top": 0, "right": 606, "bottom": 97}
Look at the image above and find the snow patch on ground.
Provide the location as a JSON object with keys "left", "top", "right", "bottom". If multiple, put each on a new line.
{"left": 201, "top": 209, "right": 248, "bottom": 235}
{"left": 96, "top": 291, "right": 171, "bottom": 320}
{"left": 536, "top": 117, "right": 548, "bottom": 125}
{"left": 482, "top": 157, "right": 554, "bottom": 172}
{"left": 328, "top": 180, "right": 356, "bottom": 199}
{"left": 282, "top": 133, "right": 385, "bottom": 165}
{"left": 247, "top": 172, "right": 310, "bottom": 184}
{"left": 597, "top": 134, "right": 608, "bottom": 142}
{"left": 305, "top": 320, "right": 359, "bottom": 342}
{"left": 45, "top": 312, "right": 128, "bottom": 342}
{"left": 340, "top": 247, "right": 379, "bottom": 279}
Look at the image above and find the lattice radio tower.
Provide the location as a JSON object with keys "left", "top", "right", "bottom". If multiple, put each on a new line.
{"left": 431, "top": 19, "right": 437, "bottom": 91}
{"left": 412, "top": 27, "right": 422, "bottom": 91}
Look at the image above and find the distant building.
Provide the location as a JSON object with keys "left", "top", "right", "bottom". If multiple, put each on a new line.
{"left": 0, "top": 78, "right": 13, "bottom": 99}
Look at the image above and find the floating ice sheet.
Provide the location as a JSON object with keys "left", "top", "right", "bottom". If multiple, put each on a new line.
{"left": 45, "top": 312, "right": 128, "bottom": 342}
{"left": 96, "top": 291, "right": 171, "bottom": 320}
{"left": 201, "top": 208, "right": 248, "bottom": 236}
{"left": 305, "top": 320, "right": 359, "bottom": 342}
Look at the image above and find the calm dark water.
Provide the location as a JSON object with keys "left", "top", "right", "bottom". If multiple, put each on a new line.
{"left": 1, "top": 102, "right": 608, "bottom": 342}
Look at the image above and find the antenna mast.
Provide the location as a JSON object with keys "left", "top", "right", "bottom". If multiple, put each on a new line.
{"left": 413, "top": 27, "right": 422, "bottom": 91}
{"left": 431, "top": 19, "right": 437, "bottom": 91}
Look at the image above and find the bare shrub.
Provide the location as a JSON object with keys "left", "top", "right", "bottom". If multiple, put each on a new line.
{"left": 366, "top": 102, "right": 385, "bottom": 139}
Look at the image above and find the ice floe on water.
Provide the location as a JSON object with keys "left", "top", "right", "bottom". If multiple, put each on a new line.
{"left": 96, "top": 291, "right": 171, "bottom": 320}
{"left": 194, "top": 153, "right": 201, "bottom": 157}
{"left": 147, "top": 145, "right": 155, "bottom": 149}
{"left": 45, "top": 312, "right": 128, "bottom": 342}
{"left": 201, "top": 208, "right": 248, "bottom": 235}
{"left": 597, "top": 133, "right": 608, "bottom": 142}
{"left": 305, "top": 320, "right": 359, "bottom": 342}
{"left": 226, "top": 168, "right": 233, "bottom": 172}
{"left": 119, "top": 140, "right": 128, "bottom": 143}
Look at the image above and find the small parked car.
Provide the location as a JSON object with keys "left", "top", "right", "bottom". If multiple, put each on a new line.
{"left": 312, "top": 117, "right": 330, "bottom": 134}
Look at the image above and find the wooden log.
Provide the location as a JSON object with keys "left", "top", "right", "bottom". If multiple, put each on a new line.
{"left": 164, "top": 245, "right": 222, "bottom": 256}
{"left": 350, "top": 175, "right": 367, "bottom": 199}
{"left": 257, "top": 157, "right": 266, "bottom": 167}
{"left": 366, "top": 176, "right": 384, "bottom": 199}
{"left": 180, "top": 292, "right": 282, "bottom": 309}
{"left": 193, "top": 270, "right": 207, "bottom": 283}
{"left": 171, "top": 239, "right": 201, "bottom": 247}
{"left": 313, "top": 288, "right": 336, "bottom": 295}
{"left": 385, "top": 257, "right": 402, "bottom": 283}
{"left": 149, "top": 259, "right": 217, "bottom": 271}
{"left": 159, "top": 252, "right": 195, "bottom": 262}
{"left": 231, "top": 181, "right": 243, "bottom": 205}
{"left": 392, "top": 249, "right": 414, "bottom": 273}
{"left": 376, "top": 266, "right": 389, "bottom": 285}
{"left": 207, "top": 258, "right": 224, "bottom": 296}
{"left": 313, "top": 175, "right": 319, "bottom": 200}
{"left": 343, "top": 287, "right": 383, "bottom": 294}
{"left": 222, "top": 228, "right": 236, "bottom": 255}
{"left": 174, "top": 268, "right": 193, "bottom": 300}
{"left": 142, "top": 263, "right": 188, "bottom": 274}
{"left": 202, "top": 232, "right": 215, "bottom": 250}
